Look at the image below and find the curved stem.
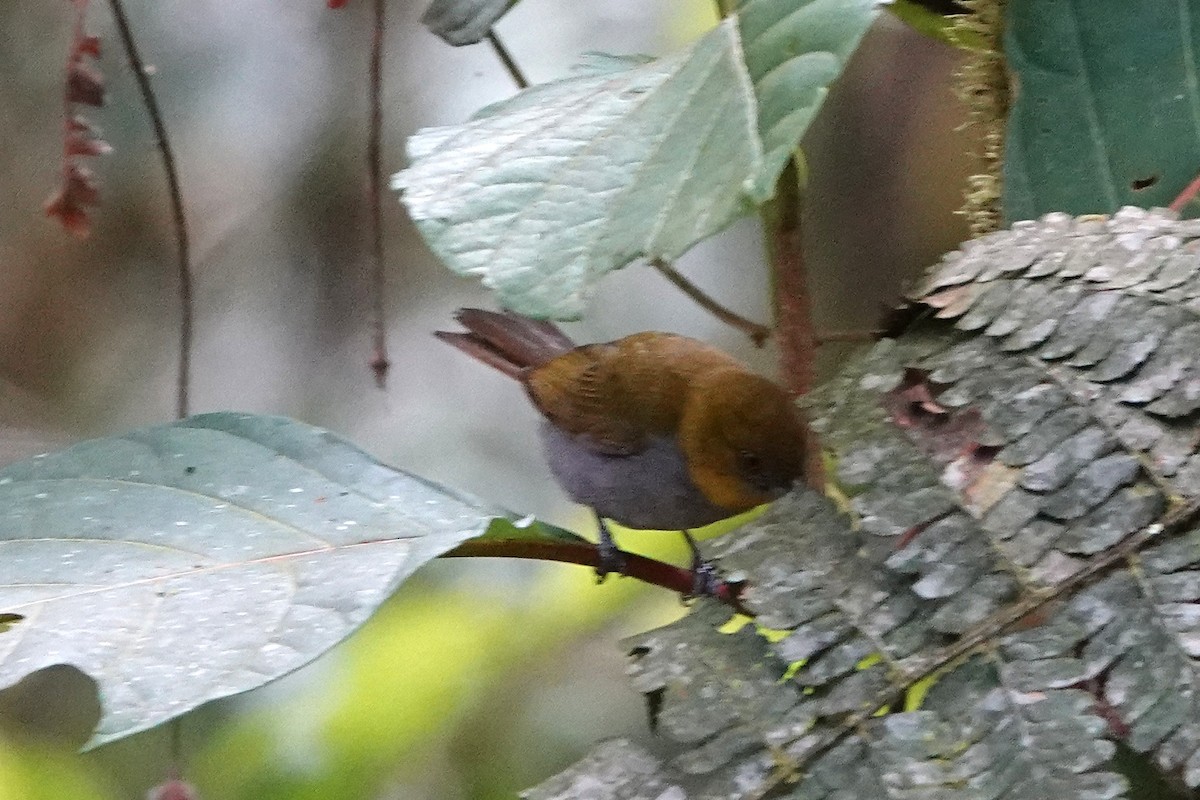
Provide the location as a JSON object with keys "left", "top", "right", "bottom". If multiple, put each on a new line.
{"left": 107, "top": 0, "right": 192, "bottom": 420}
{"left": 441, "top": 538, "right": 750, "bottom": 615}
{"left": 651, "top": 259, "right": 772, "bottom": 346}
{"left": 486, "top": 30, "right": 529, "bottom": 89}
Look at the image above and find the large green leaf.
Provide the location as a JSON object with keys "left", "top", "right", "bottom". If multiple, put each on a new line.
{"left": 395, "top": 0, "right": 880, "bottom": 318}
{"left": 0, "top": 413, "right": 498, "bottom": 748}
{"left": 1004, "top": 0, "right": 1200, "bottom": 220}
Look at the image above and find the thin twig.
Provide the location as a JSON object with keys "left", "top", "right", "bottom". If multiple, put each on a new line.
{"left": 651, "top": 258, "right": 772, "bottom": 346}
{"left": 486, "top": 30, "right": 529, "bottom": 89}
{"left": 816, "top": 329, "right": 882, "bottom": 344}
{"left": 762, "top": 160, "right": 823, "bottom": 487}
{"left": 441, "top": 538, "right": 750, "bottom": 614}
{"left": 107, "top": 0, "right": 192, "bottom": 419}
{"left": 1170, "top": 170, "right": 1200, "bottom": 213}
{"left": 367, "top": 0, "right": 390, "bottom": 387}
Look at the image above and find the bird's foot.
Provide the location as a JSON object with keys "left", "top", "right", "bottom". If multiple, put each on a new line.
{"left": 681, "top": 530, "right": 723, "bottom": 599}
{"left": 594, "top": 516, "right": 627, "bottom": 583}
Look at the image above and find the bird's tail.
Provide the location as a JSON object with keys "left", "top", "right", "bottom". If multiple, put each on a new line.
{"left": 435, "top": 308, "right": 575, "bottom": 379}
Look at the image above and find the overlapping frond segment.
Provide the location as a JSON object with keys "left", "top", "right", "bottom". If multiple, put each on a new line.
{"left": 794, "top": 656, "right": 1118, "bottom": 800}
{"left": 521, "top": 739, "right": 684, "bottom": 800}
{"left": 917, "top": 205, "right": 1200, "bottom": 500}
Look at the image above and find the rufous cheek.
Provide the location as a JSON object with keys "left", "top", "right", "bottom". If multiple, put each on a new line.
{"left": 688, "top": 462, "right": 774, "bottom": 514}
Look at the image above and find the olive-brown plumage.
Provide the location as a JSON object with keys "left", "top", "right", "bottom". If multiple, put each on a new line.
{"left": 437, "top": 309, "right": 806, "bottom": 539}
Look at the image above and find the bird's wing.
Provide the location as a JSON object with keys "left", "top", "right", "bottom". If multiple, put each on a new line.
{"left": 523, "top": 344, "right": 649, "bottom": 456}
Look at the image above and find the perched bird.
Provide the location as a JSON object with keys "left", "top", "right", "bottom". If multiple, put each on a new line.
{"left": 437, "top": 308, "right": 806, "bottom": 591}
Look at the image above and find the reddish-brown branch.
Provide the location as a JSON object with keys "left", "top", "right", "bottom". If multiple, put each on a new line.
{"left": 367, "top": 0, "right": 390, "bottom": 387}
{"left": 763, "top": 159, "right": 823, "bottom": 487}
{"left": 107, "top": 0, "right": 193, "bottom": 419}
{"left": 651, "top": 259, "right": 772, "bottom": 346}
{"left": 441, "top": 539, "right": 750, "bottom": 614}
{"left": 1170, "top": 171, "right": 1200, "bottom": 213}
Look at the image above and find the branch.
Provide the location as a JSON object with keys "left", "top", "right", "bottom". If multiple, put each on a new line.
{"left": 1170, "top": 170, "right": 1200, "bottom": 213}
{"left": 107, "top": 0, "right": 193, "bottom": 419}
{"left": 486, "top": 30, "right": 529, "bottom": 89}
{"left": 650, "top": 259, "right": 772, "bottom": 346}
{"left": 441, "top": 538, "right": 750, "bottom": 614}
{"left": 761, "top": 159, "right": 823, "bottom": 487}
{"left": 367, "top": 0, "right": 390, "bottom": 387}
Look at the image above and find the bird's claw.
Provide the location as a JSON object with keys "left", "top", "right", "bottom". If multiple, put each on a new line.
{"left": 686, "top": 561, "right": 723, "bottom": 599}
{"left": 681, "top": 529, "right": 723, "bottom": 599}
{"left": 594, "top": 516, "right": 627, "bottom": 583}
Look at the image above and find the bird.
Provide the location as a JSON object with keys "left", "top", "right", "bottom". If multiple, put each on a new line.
{"left": 436, "top": 308, "right": 806, "bottom": 593}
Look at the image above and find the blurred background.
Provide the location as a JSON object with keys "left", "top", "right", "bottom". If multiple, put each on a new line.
{"left": 0, "top": 1, "right": 973, "bottom": 797}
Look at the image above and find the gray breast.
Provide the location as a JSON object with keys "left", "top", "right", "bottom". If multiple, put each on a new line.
{"left": 538, "top": 420, "right": 730, "bottom": 530}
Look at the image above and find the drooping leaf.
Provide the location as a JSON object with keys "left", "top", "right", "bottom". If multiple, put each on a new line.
{"left": 395, "top": 0, "right": 880, "bottom": 318}
{"left": 535, "top": 207, "right": 1200, "bottom": 798}
{"left": 1004, "top": 0, "right": 1200, "bottom": 220}
{"left": 421, "top": 0, "right": 519, "bottom": 46}
{"left": 0, "top": 413, "right": 503, "bottom": 748}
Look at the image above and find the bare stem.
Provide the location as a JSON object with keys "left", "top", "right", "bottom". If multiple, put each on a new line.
{"left": 816, "top": 329, "right": 881, "bottom": 344}
{"left": 762, "top": 159, "right": 823, "bottom": 487}
{"left": 441, "top": 538, "right": 749, "bottom": 614}
{"left": 368, "top": 0, "right": 390, "bottom": 387}
{"left": 486, "top": 30, "right": 529, "bottom": 89}
{"left": 1170, "top": 171, "right": 1200, "bottom": 213}
{"left": 651, "top": 259, "right": 771, "bottom": 346}
{"left": 107, "top": 0, "right": 192, "bottom": 419}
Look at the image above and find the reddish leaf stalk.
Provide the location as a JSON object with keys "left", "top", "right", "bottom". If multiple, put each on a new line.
{"left": 1169, "top": 170, "right": 1200, "bottom": 213}
{"left": 367, "top": 0, "right": 390, "bottom": 387}
{"left": 441, "top": 539, "right": 750, "bottom": 615}
{"left": 763, "top": 160, "right": 823, "bottom": 487}
{"left": 107, "top": 0, "right": 193, "bottom": 419}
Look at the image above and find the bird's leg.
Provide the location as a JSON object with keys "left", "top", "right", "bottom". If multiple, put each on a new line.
{"left": 681, "top": 530, "right": 721, "bottom": 598}
{"left": 594, "top": 513, "right": 627, "bottom": 582}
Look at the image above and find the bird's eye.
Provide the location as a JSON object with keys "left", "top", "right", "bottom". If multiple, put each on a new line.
{"left": 737, "top": 450, "right": 762, "bottom": 475}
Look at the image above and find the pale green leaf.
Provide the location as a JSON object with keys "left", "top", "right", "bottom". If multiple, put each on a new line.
{"left": 0, "top": 413, "right": 498, "bottom": 748}
{"left": 396, "top": 0, "right": 879, "bottom": 318}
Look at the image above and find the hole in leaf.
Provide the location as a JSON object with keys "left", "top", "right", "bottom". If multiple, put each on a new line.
{"left": 1130, "top": 174, "right": 1159, "bottom": 191}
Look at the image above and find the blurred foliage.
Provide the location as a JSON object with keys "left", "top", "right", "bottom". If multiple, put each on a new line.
{"left": 0, "top": 738, "right": 117, "bottom": 800}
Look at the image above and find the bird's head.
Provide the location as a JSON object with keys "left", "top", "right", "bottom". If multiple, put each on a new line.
{"left": 679, "top": 370, "right": 806, "bottom": 514}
